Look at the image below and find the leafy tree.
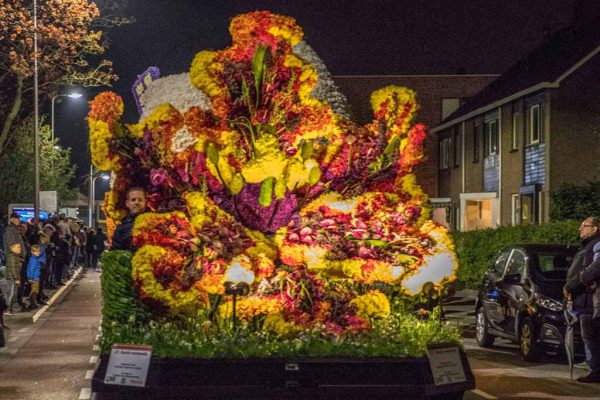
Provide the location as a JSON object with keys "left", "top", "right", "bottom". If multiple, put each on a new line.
{"left": 0, "top": 116, "right": 77, "bottom": 213}
{"left": 0, "top": 0, "right": 127, "bottom": 154}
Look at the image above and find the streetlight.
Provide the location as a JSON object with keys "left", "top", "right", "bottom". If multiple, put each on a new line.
{"left": 88, "top": 166, "right": 110, "bottom": 227}
{"left": 51, "top": 92, "right": 82, "bottom": 146}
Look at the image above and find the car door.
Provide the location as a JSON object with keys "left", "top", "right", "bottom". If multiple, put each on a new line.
{"left": 481, "top": 249, "right": 512, "bottom": 330}
{"left": 498, "top": 249, "right": 529, "bottom": 335}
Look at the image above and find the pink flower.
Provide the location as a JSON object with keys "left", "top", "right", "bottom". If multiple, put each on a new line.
{"left": 150, "top": 168, "right": 169, "bottom": 186}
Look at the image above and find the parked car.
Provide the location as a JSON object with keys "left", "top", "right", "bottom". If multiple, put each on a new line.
{"left": 475, "top": 244, "right": 584, "bottom": 361}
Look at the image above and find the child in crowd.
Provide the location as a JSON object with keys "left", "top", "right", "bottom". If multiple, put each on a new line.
{"left": 5, "top": 242, "right": 23, "bottom": 314}
{"left": 26, "top": 245, "right": 44, "bottom": 310}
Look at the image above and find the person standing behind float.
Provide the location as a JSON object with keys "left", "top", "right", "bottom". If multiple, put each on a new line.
{"left": 111, "top": 187, "right": 147, "bottom": 251}
{"left": 564, "top": 216, "right": 600, "bottom": 382}
{"left": 90, "top": 228, "right": 107, "bottom": 270}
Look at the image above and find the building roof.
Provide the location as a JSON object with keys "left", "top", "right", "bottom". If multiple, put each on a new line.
{"left": 432, "top": 16, "right": 600, "bottom": 133}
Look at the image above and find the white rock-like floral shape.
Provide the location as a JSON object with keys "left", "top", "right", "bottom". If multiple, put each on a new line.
{"left": 140, "top": 73, "right": 211, "bottom": 120}
{"left": 171, "top": 126, "right": 198, "bottom": 153}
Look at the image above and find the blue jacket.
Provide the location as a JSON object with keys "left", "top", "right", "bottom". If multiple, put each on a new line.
{"left": 27, "top": 253, "right": 44, "bottom": 281}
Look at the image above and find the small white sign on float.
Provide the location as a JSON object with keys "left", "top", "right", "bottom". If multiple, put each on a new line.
{"left": 426, "top": 344, "right": 466, "bottom": 386}
{"left": 104, "top": 344, "right": 152, "bottom": 387}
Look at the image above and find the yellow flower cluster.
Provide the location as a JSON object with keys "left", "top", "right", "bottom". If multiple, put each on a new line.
{"left": 184, "top": 191, "right": 234, "bottom": 229}
{"left": 103, "top": 189, "right": 127, "bottom": 224}
{"left": 370, "top": 86, "right": 417, "bottom": 136}
{"left": 263, "top": 313, "right": 300, "bottom": 338}
{"left": 189, "top": 51, "right": 224, "bottom": 97}
{"left": 350, "top": 291, "right": 391, "bottom": 319}
{"left": 266, "top": 25, "right": 303, "bottom": 46}
{"left": 129, "top": 103, "right": 181, "bottom": 138}
{"left": 219, "top": 295, "right": 284, "bottom": 321}
{"left": 89, "top": 119, "right": 120, "bottom": 171}
{"left": 132, "top": 246, "right": 206, "bottom": 316}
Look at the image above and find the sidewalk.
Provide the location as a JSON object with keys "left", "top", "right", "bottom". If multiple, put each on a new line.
{"left": 0, "top": 269, "right": 102, "bottom": 400}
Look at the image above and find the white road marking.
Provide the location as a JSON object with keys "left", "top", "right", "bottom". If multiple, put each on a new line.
{"left": 32, "top": 267, "right": 83, "bottom": 323}
{"left": 18, "top": 327, "right": 28, "bottom": 333}
{"left": 78, "top": 387, "right": 92, "bottom": 400}
{"left": 89, "top": 355, "right": 98, "bottom": 364}
{"left": 85, "top": 369, "right": 95, "bottom": 379}
{"left": 470, "top": 389, "right": 498, "bottom": 399}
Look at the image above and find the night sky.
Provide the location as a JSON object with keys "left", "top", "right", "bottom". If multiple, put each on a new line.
{"left": 53, "top": 0, "right": 585, "bottom": 196}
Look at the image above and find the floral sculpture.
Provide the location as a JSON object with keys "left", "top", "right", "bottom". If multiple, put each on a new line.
{"left": 89, "top": 11, "right": 458, "bottom": 338}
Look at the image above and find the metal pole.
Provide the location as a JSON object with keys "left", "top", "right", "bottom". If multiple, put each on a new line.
{"left": 33, "top": 0, "right": 40, "bottom": 222}
{"left": 92, "top": 176, "right": 96, "bottom": 228}
{"left": 51, "top": 95, "right": 56, "bottom": 145}
{"left": 232, "top": 293, "right": 237, "bottom": 331}
{"left": 88, "top": 164, "right": 93, "bottom": 227}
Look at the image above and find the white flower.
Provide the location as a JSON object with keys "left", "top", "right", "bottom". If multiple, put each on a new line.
{"left": 171, "top": 126, "right": 198, "bottom": 153}
{"left": 139, "top": 73, "right": 211, "bottom": 119}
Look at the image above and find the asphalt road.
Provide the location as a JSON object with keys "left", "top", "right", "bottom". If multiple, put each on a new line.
{"left": 444, "top": 291, "right": 600, "bottom": 399}
{"left": 0, "top": 269, "right": 101, "bottom": 400}
{"left": 2, "top": 273, "right": 600, "bottom": 399}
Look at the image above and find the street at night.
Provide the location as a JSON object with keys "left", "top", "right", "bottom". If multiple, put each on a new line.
{"left": 1, "top": 1, "right": 600, "bottom": 399}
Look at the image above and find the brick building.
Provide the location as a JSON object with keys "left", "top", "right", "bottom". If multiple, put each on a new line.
{"left": 333, "top": 75, "right": 497, "bottom": 200}
{"left": 431, "top": 17, "right": 600, "bottom": 231}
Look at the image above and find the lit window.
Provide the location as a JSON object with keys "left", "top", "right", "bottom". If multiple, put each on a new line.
{"left": 511, "top": 112, "right": 520, "bottom": 150}
{"left": 439, "top": 137, "right": 450, "bottom": 169}
{"left": 484, "top": 120, "right": 498, "bottom": 156}
{"left": 530, "top": 105, "right": 541, "bottom": 144}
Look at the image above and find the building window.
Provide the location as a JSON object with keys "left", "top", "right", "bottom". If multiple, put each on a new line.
{"left": 473, "top": 124, "right": 481, "bottom": 163}
{"left": 442, "top": 98, "right": 461, "bottom": 120}
{"left": 511, "top": 194, "right": 521, "bottom": 226}
{"left": 511, "top": 112, "right": 520, "bottom": 150}
{"left": 484, "top": 120, "right": 498, "bottom": 156}
{"left": 439, "top": 137, "right": 450, "bottom": 169}
{"left": 530, "top": 104, "right": 541, "bottom": 144}
{"left": 453, "top": 129, "right": 460, "bottom": 168}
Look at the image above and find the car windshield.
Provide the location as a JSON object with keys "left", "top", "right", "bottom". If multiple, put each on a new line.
{"left": 531, "top": 252, "right": 574, "bottom": 280}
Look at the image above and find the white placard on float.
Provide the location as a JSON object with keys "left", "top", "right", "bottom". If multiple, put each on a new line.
{"left": 426, "top": 344, "right": 466, "bottom": 385}
{"left": 104, "top": 344, "right": 152, "bottom": 387}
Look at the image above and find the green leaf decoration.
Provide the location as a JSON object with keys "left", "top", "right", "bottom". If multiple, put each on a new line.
{"left": 206, "top": 141, "right": 219, "bottom": 165}
{"left": 229, "top": 173, "right": 245, "bottom": 195}
{"left": 308, "top": 165, "right": 322, "bottom": 185}
{"left": 274, "top": 177, "right": 287, "bottom": 200}
{"left": 252, "top": 44, "right": 269, "bottom": 106}
{"left": 301, "top": 140, "right": 314, "bottom": 161}
{"left": 262, "top": 123, "right": 276, "bottom": 136}
{"left": 259, "top": 177, "right": 275, "bottom": 206}
{"left": 383, "top": 135, "right": 401, "bottom": 158}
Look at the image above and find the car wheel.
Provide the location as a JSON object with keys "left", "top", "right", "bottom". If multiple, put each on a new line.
{"left": 519, "top": 316, "right": 540, "bottom": 362}
{"left": 476, "top": 307, "right": 495, "bottom": 347}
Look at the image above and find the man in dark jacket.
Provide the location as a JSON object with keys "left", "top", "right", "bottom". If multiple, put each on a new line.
{"left": 564, "top": 216, "right": 600, "bottom": 383}
{"left": 4, "top": 212, "right": 25, "bottom": 259}
{"left": 111, "top": 187, "right": 146, "bottom": 251}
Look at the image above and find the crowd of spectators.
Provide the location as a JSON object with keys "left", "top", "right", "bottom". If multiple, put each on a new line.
{"left": 0, "top": 213, "right": 108, "bottom": 346}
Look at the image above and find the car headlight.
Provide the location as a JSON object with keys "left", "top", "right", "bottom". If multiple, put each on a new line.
{"left": 535, "top": 294, "right": 563, "bottom": 312}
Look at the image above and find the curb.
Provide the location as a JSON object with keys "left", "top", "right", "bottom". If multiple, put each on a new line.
{"left": 31, "top": 266, "right": 83, "bottom": 323}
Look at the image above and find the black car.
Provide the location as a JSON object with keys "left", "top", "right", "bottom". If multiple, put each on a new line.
{"left": 475, "top": 244, "right": 584, "bottom": 361}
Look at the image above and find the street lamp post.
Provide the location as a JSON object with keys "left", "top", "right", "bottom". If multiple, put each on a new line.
{"left": 88, "top": 166, "right": 110, "bottom": 227}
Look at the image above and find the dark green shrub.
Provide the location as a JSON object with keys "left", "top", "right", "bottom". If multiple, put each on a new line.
{"left": 550, "top": 181, "right": 600, "bottom": 221}
{"left": 451, "top": 221, "right": 580, "bottom": 289}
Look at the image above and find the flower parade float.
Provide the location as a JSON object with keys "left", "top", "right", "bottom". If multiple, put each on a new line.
{"left": 91, "top": 11, "right": 473, "bottom": 399}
